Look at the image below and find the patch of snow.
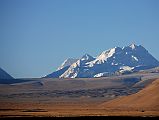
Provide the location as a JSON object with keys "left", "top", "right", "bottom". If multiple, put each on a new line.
{"left": 120, "top": 66, "right": 133, "bottom": 71}
{"left": 132, "top": 55, "right": 139, "bottom": 61}
{"left": 108, "top": 48, "right": 116, "bottom": 57}
{"left": 129, "top": 43, "right": 137, "bottom": 49}
{"left": 95, "top": 48, "right": 116, "bottom": 62}
{"left": 94, "top": 72, "right": 109, "bottom": 77}
{"left": 71, "top": 72, "right": 78, "bottom": 78}
{"left": 119, "top": 66, "right": 134, "bottom": 74}
{"left": 94, "top": 72, "right": 114, "bottom": 77}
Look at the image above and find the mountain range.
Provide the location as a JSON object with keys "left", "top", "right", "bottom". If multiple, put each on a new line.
{"left": 45, "top": 44, "right": 159, "bottom": 78}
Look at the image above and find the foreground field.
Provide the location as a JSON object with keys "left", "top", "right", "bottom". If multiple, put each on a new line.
{"left": 0, "top": 73, "right": 159, "bottom": 117}
{"left": 0, "top": 101, "right": 159, "bottom": 117}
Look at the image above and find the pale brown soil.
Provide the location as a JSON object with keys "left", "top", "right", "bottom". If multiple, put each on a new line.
{"left": 0, "top": 101, "right": 159, "bottom": 117}
{"left": 100, "top": 79, "right": 159, "bottom": 111}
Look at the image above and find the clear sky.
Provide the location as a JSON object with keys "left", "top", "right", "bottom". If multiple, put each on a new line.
{"left": 0, "top": 0, "right": 159, "bottom": 78}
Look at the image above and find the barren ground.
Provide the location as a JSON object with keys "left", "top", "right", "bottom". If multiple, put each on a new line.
{"left": 0, "top": 73, "right": 159, "bottom": 117}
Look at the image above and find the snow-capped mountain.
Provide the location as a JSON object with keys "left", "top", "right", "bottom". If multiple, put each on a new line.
{"left": 57, "top": 58, "right": 78, "bottom": 70}
{"left": 60, "top": 54, "right": 95, "bottom": 78}
{"left": 46, "top": 44, "right": 159, "bottom": 78}
{"left": 0, "top": 67, "right": 14, "bottom": 79}
{"left": 44, "top": 58, "right": 78, "bottom": 78}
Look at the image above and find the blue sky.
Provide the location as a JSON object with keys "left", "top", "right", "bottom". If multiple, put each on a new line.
{"left": 0, "top": 0, "right": 159, "bottom": 78}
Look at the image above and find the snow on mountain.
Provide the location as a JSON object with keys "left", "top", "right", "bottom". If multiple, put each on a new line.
{"left": 120, "top": 66, "right": 134, "bottom": 71}
{"left": 129, "top": 43, "right": 137, "bottom": 49}
{"left": 80, "top": 54, "right": 95, "bottom": 63}
{"left": 96, "top": 47, "right": 118, "bottom": 62}
{"left": 57, "top": 58, "right": 78, "bottom": 70}
{"left": 44, "top": 58, "right": 78, "bottom": 78}
{"left": 46, "top": 44, "right": 159, "bottom": 78}
{"left": 0, "top": 67, "right": 14, "bottom": 79}
{"left": 118, "top": 66, "right": 134, "bottom": 74}
{"left": 60, "top": 54, "right": 95, "bottom": 78}
{"left": 44, "top": 66, "right": 70, "bottom": 78}
{"left": 94, "top": 72, "right": 114, "bottom": 78}
{"left": 91, "top": 47, "right": 122, "bottom": 65}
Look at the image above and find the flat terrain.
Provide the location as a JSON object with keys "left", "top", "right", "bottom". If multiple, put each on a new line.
{"left": 0, "top": 73, "right": 159, "bottom": 117}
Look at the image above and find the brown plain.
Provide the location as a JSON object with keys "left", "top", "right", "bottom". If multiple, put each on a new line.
{"left": 0, "top": 78, "right": 159, "bottom": 117}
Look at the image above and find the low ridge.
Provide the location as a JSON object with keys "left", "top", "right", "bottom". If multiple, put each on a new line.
{"left": 100, "top": 79, "right": 159, "bottom": 111}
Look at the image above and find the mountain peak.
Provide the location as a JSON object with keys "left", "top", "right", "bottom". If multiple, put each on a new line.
{"left": 81, "top": 53, "right": 95, "bottom": 61}
{"left": 57, "top": 58, "right": 78, "bottom": 70}
{"left": 96, "top": 47, "right": 122, "bottom": 62}
{"left": 129, "top": 43, "right": 138, "bottom": 49}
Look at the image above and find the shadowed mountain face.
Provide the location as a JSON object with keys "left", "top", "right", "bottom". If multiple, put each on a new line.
{"left": 46, "top": 44, "right": 159, "bottom": 78}
{"left": 44, "top": 58, "right": 78, "bottom": 78}
{"left": 44, "top": 66, "right": 70, "bottom": 78}
{"left": 0, "top": 68, "right": 13, "bottom": 80}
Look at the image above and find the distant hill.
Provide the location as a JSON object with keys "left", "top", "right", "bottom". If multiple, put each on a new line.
{"left": 0, "top": 67, "right": 14, "bottom": 80}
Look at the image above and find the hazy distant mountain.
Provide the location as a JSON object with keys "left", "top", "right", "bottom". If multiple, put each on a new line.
{"left": 0, "top": 67, "right": 14, "bottom": 79}
{"left": 46, "top": 44, "right": 159, "bottom": 78}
